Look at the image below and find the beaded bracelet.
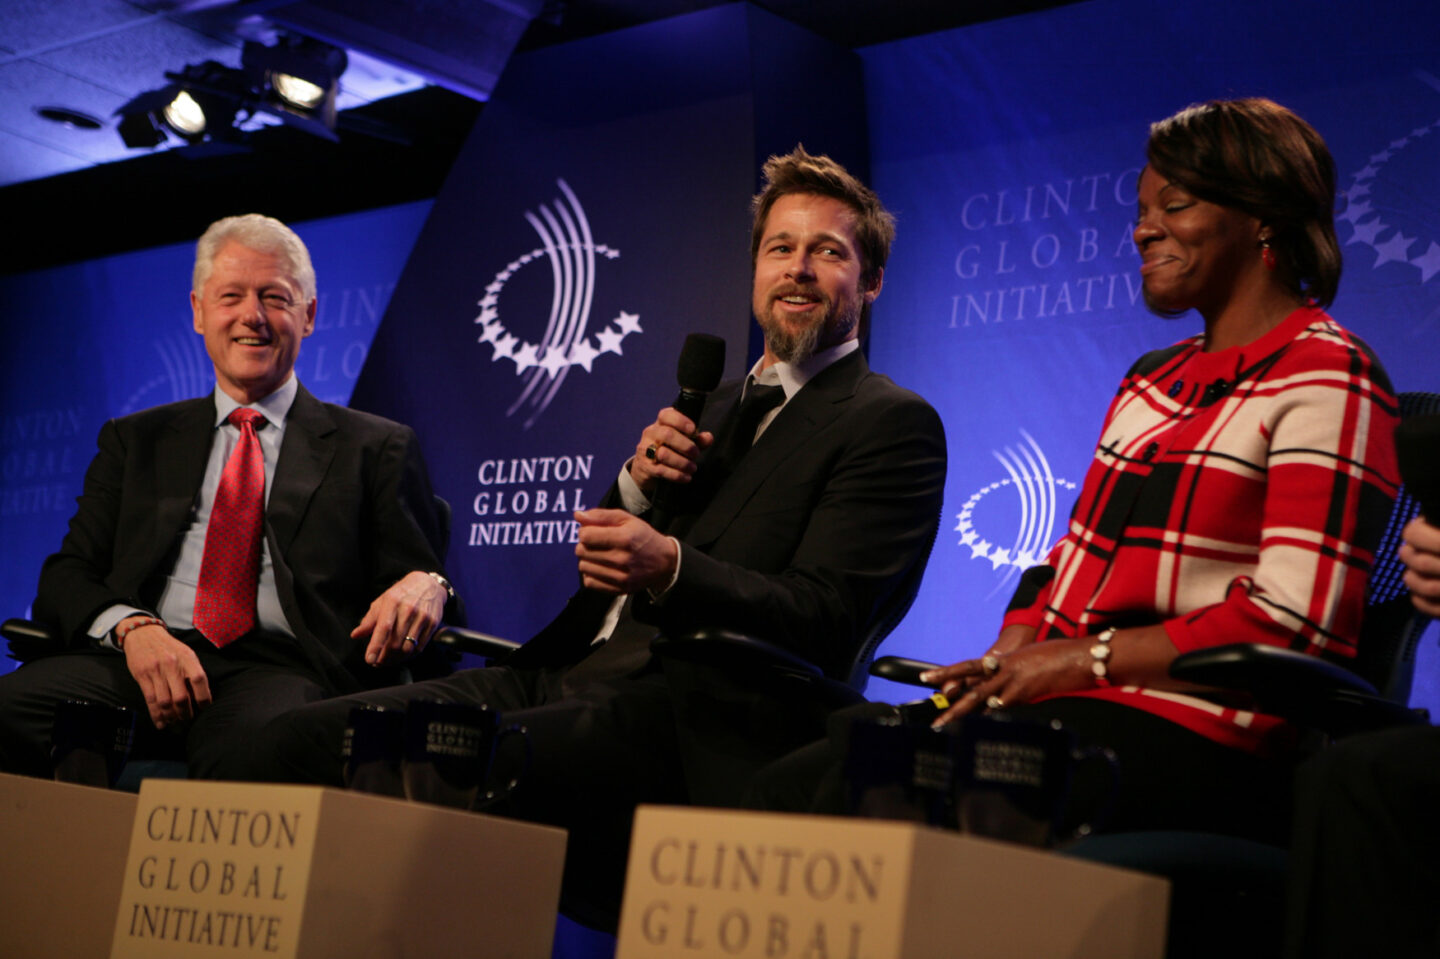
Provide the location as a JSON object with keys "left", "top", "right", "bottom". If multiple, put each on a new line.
{"left": 114, "top": 616, "right": 165, "bottom": 650}
{"left": 1089, "top": 627, "right": 1116, "bottom": 687}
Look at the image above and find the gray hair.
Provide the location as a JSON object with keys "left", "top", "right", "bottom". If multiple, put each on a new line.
{"left": 193, "top": 214, "right": 316, "bottom": 303}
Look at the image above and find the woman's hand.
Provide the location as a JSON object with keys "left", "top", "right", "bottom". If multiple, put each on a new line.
{"left": 928, "top": 639, "right": 1093, "bottom": 727}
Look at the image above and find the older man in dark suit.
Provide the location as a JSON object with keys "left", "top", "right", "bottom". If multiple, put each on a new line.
{"left": 0, "top": 214, "right": 458, "bottom": 780}
{"left": 256, "top": 147, "right": 946, "bottom": 920}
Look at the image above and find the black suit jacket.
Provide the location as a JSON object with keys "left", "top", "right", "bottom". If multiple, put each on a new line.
{"left": 33, "top": 384, "right": 455, "bottom": 693}
{"left": 511, "top": 349, "right": 947, "bottom": 681}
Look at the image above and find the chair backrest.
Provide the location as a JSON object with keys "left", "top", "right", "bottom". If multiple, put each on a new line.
{"left": 1352, "top": 390, "right": 1440, "bottom": 703}
{"left": 844, "top": 508, "right": 941, "bottom": 691}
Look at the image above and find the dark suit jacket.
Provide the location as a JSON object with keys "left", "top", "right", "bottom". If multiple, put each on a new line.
{"left": 511, "top": 349, "right": 947, "bottom": 681}
{"left": 33, "top": 383, "right": 455, "bottom": 693}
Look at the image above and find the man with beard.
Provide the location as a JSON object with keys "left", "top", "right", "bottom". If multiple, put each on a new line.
{"left": 255, "top": 146, "right": 946, "bottom": 922}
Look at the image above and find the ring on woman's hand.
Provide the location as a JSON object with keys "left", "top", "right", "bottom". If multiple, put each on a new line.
{"left": 981, "top": 654, "right": 1001, "bottom": 675}
{"left": 402, "top": 635, "right": 418, "bottom": 648}
{"left": 644, "top": 445, "right": 658, "bottom": 461}
{"left": 985, "top": 695, "right": 1005, "bottom": 710}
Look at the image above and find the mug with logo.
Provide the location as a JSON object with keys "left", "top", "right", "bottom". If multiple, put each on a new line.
{"left": 342, "top": 704, "right": 407, "bottom": 798}
{"left": 50, "top": 699, "right": 135, "bottom": 788}
{"left": 844, "top": 713, "right": 1116, "bottom": 846}
{"left": 401, "top": 700, "right": 531, "bottom": 810}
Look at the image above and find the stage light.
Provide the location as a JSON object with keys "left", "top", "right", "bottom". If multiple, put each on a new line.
{"left": 273, "top": 73, "right": 326, "bottom": 110}
{"left": 114, "top": 36, "right": 349, "bottom": 150}
{"left": 163, "top": 90, "right": 207, "bottom": 137}
{"left": 243, "top": 36, "right": 347, "bottom": 141}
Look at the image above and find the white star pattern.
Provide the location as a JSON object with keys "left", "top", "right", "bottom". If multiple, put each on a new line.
{"left": 538, "top": 348, "right": 569, "bottom": 376}
{"left": 568, "top": 339, "right": 600, "bottom": 372}
{"left": 953, "top": 472, "right": 1078, "bottom": 572}
{"left": 596, "top": 327, "right": 625, "bottom": 355}
{"left": 512, "top": 343, "right": 538, "bottom": 372}
{"left": 1337, "top": 198, "right": 1373, "bottom": 224}
{"left": 1373, "top": 230, "right": 1416, "bottom": 266}
{"left": 1412, "top": 242, "right": 1440, "bottom": 283}
{"left": 1346, "top": 218, "right": 1385, "bottom": 247}
{"left": 473, "top": 242, "right": 641, "bottom": 377}
{"left": 1338, "top": 116, "right": 1440, "bottom": 284}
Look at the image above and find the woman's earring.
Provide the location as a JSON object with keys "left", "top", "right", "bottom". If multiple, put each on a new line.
{"left": 1260, "top": 238, "right": 1277, "bottom": 271}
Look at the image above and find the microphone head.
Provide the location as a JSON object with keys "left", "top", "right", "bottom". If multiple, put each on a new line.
{"left": 1396, "top": 413, "right": 1440, "bottom": 519}
{"left": 676, "top": 333, "right": 726, "bottom": 392}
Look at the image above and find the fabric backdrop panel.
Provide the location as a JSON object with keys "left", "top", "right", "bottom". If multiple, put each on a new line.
{"left": 861, "top": 0, "right": 1440, "bottom": 709}
{"left": 0, "top": 202, "right": 430, "bottom": 673}
{"left": 349, "top": 4, "right": 867, "bottom": 645}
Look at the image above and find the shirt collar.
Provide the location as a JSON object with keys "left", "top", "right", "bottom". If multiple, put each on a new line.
{"left": 212, "top": 375, "right": 299, "bottom": 430}
{"left": 747, "top": 338, "right": 859, "bottom": 400}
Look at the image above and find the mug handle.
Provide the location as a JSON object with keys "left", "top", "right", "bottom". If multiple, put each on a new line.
{"left": 1066, "top": 744, "right": 1120, "bottom": 839}
{"left": 475, "top": 723, "right": 532, "bottom": 809}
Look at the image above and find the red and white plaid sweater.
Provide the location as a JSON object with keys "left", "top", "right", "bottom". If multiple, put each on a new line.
{"left": 1004, "top": 307, "right": 1400, "bottom": 754}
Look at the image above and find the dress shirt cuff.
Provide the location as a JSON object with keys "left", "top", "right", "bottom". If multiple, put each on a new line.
{"left": 90, "top": 605, "right": 148, "bottom": 652}
{"left": 617, "top": 461, "right": 653, "bottom": 515}
{"left": 646, "top": 537, "right": 684, "bottom": 603}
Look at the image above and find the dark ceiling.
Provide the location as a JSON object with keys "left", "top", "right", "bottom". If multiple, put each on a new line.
{"left": 1, "top": 0, "right": 1083, "bottom": 275}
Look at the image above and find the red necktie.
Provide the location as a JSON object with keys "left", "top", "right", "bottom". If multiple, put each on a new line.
{"left": 194, "top": 408, "right": 266, "bottom": 647}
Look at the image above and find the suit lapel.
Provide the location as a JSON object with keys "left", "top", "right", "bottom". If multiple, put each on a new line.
{"left": 144, "top": 399, "right": 214, "bottom": 578}
{"left": 684, "top": 350, "right": 867, "bottom": 548}
{"left": 268, "top": 385, "right": 337, "bottom": 557}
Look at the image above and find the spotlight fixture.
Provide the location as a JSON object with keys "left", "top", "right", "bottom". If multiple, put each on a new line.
{"left": 162, "top": 89, "right": 207, "bottom": 138}
{"left": 114, "top": 60, "right": 248, "bottom": 148}
{"left": 243, "top": 37, "right": 347, "bottom": 141}
{"left": 113, "top": 35, "right": 348, "bottom": 150}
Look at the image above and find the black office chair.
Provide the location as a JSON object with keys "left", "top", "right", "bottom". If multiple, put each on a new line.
{"left": 2, "top": 493, "right": 467, "bottom": 788}
{"left": 644, "top": 509, "right": 942, "bottom": 808}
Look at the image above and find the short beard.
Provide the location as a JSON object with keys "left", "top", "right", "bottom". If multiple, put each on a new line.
{"left": 759, "top": 297, "right": 859, "bottom": 366}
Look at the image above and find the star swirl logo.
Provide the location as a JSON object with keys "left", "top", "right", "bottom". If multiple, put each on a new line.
{"left": 119, "top": 334, "right": 213, "bottom": 416}
{"left": 473, "top": 179, "right": 641, "bottom": 428}
{"left": 955, "top": 431, "right": 1077, "bottom": 596}
{"left": 1335, "top": 85, "right": 1440, "bottom": 285}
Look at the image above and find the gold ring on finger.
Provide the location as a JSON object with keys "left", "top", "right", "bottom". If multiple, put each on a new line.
{"left": 981, "top": 654, "right": 1001, "bottom": 675}
{"left": 985, "top": 695, "right": 1005, "bottom": 710}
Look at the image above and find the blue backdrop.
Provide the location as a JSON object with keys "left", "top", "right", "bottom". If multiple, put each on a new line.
{"left": 2, "top": 0, "right": 1436, "bottom": 716}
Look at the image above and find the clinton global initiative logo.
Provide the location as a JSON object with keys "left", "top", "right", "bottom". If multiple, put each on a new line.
{"left": 1336, "top": 78, "right": 1440, "bottom": 284}
{"left": 954, "top": 431, "right": 1076, "bottom": 597}
{"left": 473, "top": 179, "right": 642, "bottom": 429}
{"left": 119, "top": 335, "right": 213, "bottom": 416}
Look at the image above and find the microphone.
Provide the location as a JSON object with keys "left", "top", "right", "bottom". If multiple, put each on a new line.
{"left": 1396, "top": 413, "right": 1440, "bottom": 521}
{"left": 651, "top": 333, "right": 725, "bottom": 529}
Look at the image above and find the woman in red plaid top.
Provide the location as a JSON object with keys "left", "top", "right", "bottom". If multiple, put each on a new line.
{"left": 922, "top": 99, "right": 1401, "bottom": 840}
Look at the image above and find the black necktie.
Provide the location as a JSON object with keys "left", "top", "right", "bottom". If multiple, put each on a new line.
{"left": 714, "top": 381, "right": 785, "bottom": 475}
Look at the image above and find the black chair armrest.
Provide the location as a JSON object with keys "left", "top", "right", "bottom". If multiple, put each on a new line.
{"left": 650, "top": 628, "right": 824, "bottom": 678}
{"left": 429, "top": 625, "right": 522, "bottom": 662}
{"left": 2, "top": 617, "right": 61, "bottom": 663}
{"left": 1170, "top": 643, "right": 1427, "bottom": 737}
{"left": 869, "top": 655, "right": 944, "bottom": 688}
{"left": 1169, "top": 643, "right": 1377, "bottom": 698}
